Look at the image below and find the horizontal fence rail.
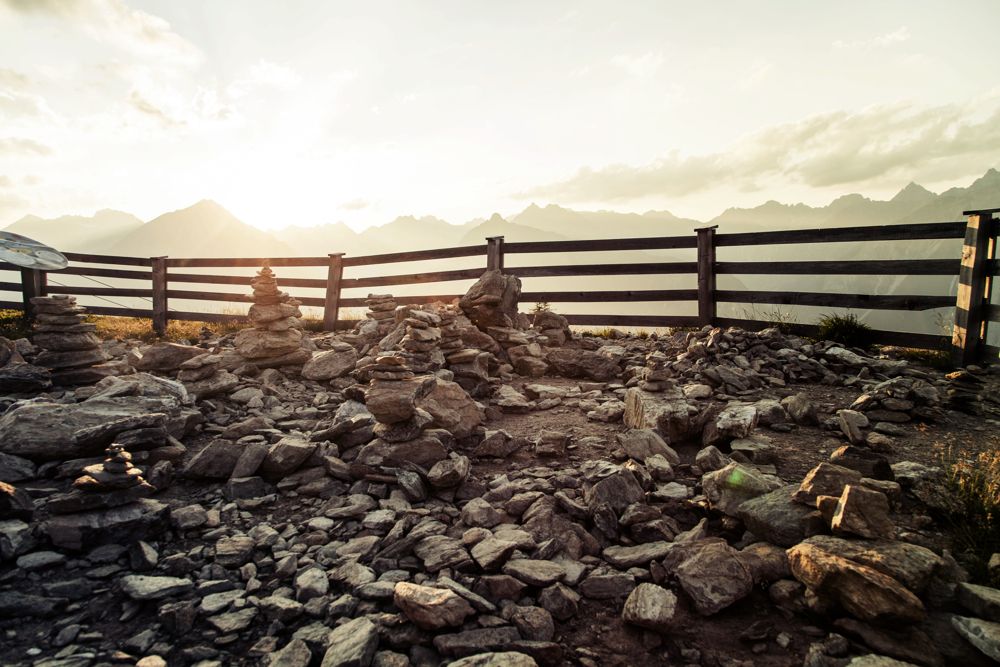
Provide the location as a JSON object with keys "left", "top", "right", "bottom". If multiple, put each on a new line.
{"left": 1, "top": 213, "right": 997, "bottom": 363}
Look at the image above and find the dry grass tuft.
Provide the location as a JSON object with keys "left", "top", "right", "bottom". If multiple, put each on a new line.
{"left": 943, "top": 445, "right": 1000, "bottom": 585}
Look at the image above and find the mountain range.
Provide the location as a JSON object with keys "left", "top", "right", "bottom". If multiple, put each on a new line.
{"left": 5, "top": 168, "right": 998, "bottom": 259}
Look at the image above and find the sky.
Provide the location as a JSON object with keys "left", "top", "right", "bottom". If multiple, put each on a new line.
{"left": 1, "top": 0, "right": 999, "bottom": 231}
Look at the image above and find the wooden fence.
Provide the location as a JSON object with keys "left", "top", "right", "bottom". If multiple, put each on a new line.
{"left": 1, "top": 209, "right": 997, "bottom": 364}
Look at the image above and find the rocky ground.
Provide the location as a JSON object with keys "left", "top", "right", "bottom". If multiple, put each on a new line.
{"left": 2, "top": 271, "right": 1000, "bottom": 667}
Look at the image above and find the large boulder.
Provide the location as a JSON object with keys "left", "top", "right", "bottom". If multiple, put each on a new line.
{"left": 365, "top": 377, "right": 436, "bottom": 424}
{"left": 701, "top": 462, "right": 782, "bottom": 516}
{"left": 459, "top": 269, "right": 521, "bottom": 331}
{"left": 737, "top": 485, "right": 817, "bottom": 547}
{"left": 674, "top": 539, "right": 754, "bottom": 615}
{"left": 130, "top": 342, "right": 205, "bottom": 372}
{"left": 0, "top": 386, "right": 197, "bottom": 462}
{"left": 787, "top": 541, "right": 925, "bottom": 623}
{"left": 616, "top": 429, "right": 680, "bottom": 465}
{"left": 624, "top": 388, "right": 703, "bottom": 443}
{"left": 234, "top": 329, "right": 304, "bottom": 360}
{"left": 546, "top": 348, "right": 620, "bottom": 382}
{"left": 302, "top": 343, "right": 358, "bottom": 381}
{"left": 393, "top": 582, "right": 475, "bottom": 630}
{"left": 417, "top": 379, "right": 482, "bottom": 439}
{"left": 702, "top": 405, "right": 758, "bottom": 446}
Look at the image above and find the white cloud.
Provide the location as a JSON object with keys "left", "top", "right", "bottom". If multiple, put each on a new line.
{"left": 1, "top": 0, "right": 202, "bottom": 67}
{"left": 739, "top": 60, "right": 773, "bottom": 91}
{"left": 834, "top": 26, "right": 911, "bottom": 50}
{"left": 227, "top": 60, "right": 302, "bottom": 98}
{"left": 516, "top": 97, "right": 1000, "bottom": 202}
{"left": 611, "top": 51, "right": 664, "bottom": 79}
{"left": 0, "top": 137, "right": 53, "bottom": 156}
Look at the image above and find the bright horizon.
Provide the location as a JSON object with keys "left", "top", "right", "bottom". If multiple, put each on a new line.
{"left": 2, "top": 1, "right": 999, "bottom": 232}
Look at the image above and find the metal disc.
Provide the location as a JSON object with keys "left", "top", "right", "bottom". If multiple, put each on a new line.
{"left": 0, "top": 232, "right": 68, "bottom": 270}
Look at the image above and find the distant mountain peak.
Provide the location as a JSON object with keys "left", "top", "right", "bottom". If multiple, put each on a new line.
{"left": 487, "top": 213, "right": 506, "bottom": 224}
{"left": 890, "top": 181, "right": 933, "bottom": 203}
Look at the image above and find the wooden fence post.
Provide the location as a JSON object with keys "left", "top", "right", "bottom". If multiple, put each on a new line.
{"left": 151, "top": 256, "right": 168, "bottom": 337}
{"left": 486, "top": 236, "right": 505, "bottom": 271}
{"left": 952, "top": 208, "right": 998, "bottom": 366}
{"left": 20, "top": 268, "right": 45, "bottom": 322}
{"left": 323, "top": 253, "right": 345, "bottom": 331}
{"left": 695, "top": 226, "right": 718, "bottom": 327}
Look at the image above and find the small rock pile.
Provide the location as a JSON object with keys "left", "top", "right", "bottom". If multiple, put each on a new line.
{"left": 365, "top": 293, "right": 398, "bottom": 338}
{"left": 356, "top": 352, "right": 450, "bottom": 469}
{"left": 640, "top": 350, "right": 675, "bottom": 392}
{"left": 437, "top": 304, "right": 464, "bottom": 360}
{"left": 31, "top": 295, "right": 114, "bottom": 384}
{"left": 849, "top": 376, "right": 945, "bottom": 424}
{"left": 234, "top": 264, "right": 311, "bottom": 369}
{"left": 532, "top": 308, "right": 572, "bottom": 346}
{"left": 177, "top": 352, "right": 237, "bottom": 399}
{"left": 0, "top": 335, "right": 50, "bottom": 392}
{"left": 399, "top": 308, "right": 443, "bottom": 373}
{"left": 43, "top": 442, "right": 169, "bottom": 551}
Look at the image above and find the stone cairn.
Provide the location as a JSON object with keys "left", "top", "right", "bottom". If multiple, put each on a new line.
{"left": 31, "top": 295, "right": 112, "bottom": 384}
{"left": 366, "top": 294, "right": 398, "bottom": 337}
{"left": 47, "top": 443, "right": 155, "bottom": 514}
{"left": 640, "top": 349, "right": 675, "bottom": 392}
{"left": 234, "top": 263, "right": 311, "bottom": 368}
{"left": 399, "top": 308, "right": 443, "bottom": 373}
{"left": 362, "top": 352, "right": 440, "bottom": 464}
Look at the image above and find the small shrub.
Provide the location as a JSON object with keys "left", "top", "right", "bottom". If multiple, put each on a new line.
{"left": 531, "top": 302, "right": 551, "bottom": 314}
{"left": 942, "top": 446, "right": 1000, "bottom": 585}
{"left": 815, "top": 312, "right": 873, "bottom": 349}
{"left": 0, "top": 309, "right": 31, "bottom": 340}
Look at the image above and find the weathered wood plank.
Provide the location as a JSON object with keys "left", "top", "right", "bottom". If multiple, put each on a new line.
{"left": 340, "top": 268, "right": 487, "bottom": 289}
{"left": 520, "top": 289, "right": 698, "bottom": 303}
{"left": 347, "top": 246, "right": 487, "bottom": 267}
{"left": 0, "top": 282, "right": 22, "bottom": 292}
{"left": 696, "top": 227, "right": 717, "bottom": 325}
{"left": 79, "top": 305, "right": 154, "bottom": 318}
{"left": 716, "top": 290, "right": 955, "bottom": 311}
{"left": 716, "top": 259, "right": 959, "bottom": 275}
{"left": 165, "top": 289, "right": 253, "bottom": 303}
{"left": 339, "top": 294, "right": 463, "bottom": 308}
{"left": 323, "top": 254, "right": 344, "bottom": 331}
{"left": 0, "top": 300, "right": 24, "bottom": 310}
{"left": 715, "top": 221, "right": 966, "bottom": 247}
{"left": 167, "top": 272, "right": 327, "bottom": 289}
{"left": 342, "top": 245, "right": 487, "bottom": 267}
{"left": 952, "top": 213, "right": 996, "bottom": 365}
{"left": 486, "top": 237, "right": 504, "bottom": 271}
{"left": 151, "top": 256, "right": 167, "bottom": 336}
{"left": 43, "top": 285, "right": 154, "bottom": 298}
{"left": 563, "top": 314, "right": 703, "bottom": 327}
{"left": 504, "top": 236, "right": 697, "bottom": 253}
{"left": 62, "top": 252, "right": 153, "bottom": 267}
{"left": 165, "top": 257, "right": 328, "bottom": 268}
{"left": 163, "top": 310, "right": 249, "bottom": 323}
{"left": 59, "top": 266, "right": 153, "bottom": 280}
{"left": 509, "top": 262, "right": 698, "bottom": 278}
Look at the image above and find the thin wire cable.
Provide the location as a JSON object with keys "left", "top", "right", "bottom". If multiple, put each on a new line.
{"left": 75, "top": 273, "right": 154, "bottom": 305}
{"left": 53, "top": 273, "right": 178, "bottom": 312}
{"left": 47, "top": 277, "right": 133, "bottom": 310}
